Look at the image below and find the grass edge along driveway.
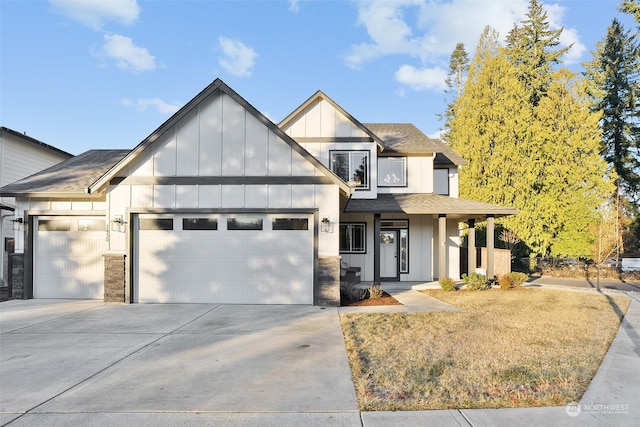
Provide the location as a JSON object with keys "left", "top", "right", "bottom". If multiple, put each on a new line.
{"left": 340, "top": 288, "right": 630, "bottom": 411}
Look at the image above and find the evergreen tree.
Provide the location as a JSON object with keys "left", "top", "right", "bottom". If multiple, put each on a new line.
{"left": 620, "top": 0, "right": 640, "bottom": 23}
{"left": 522, "top": 69, "right": 614, "bottom": 256}
{"left": 441, "top": 43, "right": 470, "bottom": 129}
{"left": 447, "top": 26, "right": 613, "bottom": 257}
{"left": 505, "top": 0, "right": 571, "bottom": 106}
{"left": 583, "top": 18, "right": 640, "bottom": 203}
{"left": 445, "top": 42, "right": 470, "bottom": 100}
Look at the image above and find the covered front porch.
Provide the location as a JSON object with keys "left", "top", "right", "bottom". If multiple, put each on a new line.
{"left": 343, "top": 193, "right": 518, "bottom": 283}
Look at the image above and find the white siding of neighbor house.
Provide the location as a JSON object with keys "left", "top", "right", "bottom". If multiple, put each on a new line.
{"left": 1, "top": 132, "right": 71, "bottom": 283}
{"left": 106, "top": 91, "right": 340, "bottom": 256}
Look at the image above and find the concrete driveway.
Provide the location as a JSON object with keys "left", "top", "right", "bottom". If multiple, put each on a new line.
{"left": 0, "top": 300, "right": 360, "bottom": 426}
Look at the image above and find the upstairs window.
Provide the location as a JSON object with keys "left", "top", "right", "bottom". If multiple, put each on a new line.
{"left": 434, "top": 169, "right": 450, "bottom": 195}
{"left": 378, "top": 157, "right": 406, "bottom": 187}
{"left": 330, "top": 151, "right": 369, "bottom": 189}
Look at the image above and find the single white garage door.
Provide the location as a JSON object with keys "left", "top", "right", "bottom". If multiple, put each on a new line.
{"left": 135, "top": 213, "right": 314, "bottom": 304}
{"left": 34, "top": 216, "right": 107, "bottom": 299}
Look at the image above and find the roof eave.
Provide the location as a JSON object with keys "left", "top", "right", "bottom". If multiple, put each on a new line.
{"left": 1, "top": 191, "right": 106, "bottom": 199}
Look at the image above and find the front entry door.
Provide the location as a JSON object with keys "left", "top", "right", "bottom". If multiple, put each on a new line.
{"left": 380, "top": 230, "right": 398, "bottom": 279}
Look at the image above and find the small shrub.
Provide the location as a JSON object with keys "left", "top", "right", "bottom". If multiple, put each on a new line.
{"left": 368, "top": 284, "right": 384, "bottom": 299}
{"left": 439, "top": 277, "right": 457, "bottom": 292}
{"left": 508, "top": 272, "right": 528, "bottom": 287}
{"left": 462, "top": 272, "right": 490, "bottom": 290}
{"left": 498, "top": 274, "right": 513, "bottom": 290}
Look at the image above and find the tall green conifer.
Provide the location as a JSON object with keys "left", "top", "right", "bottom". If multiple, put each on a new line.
{"left": 506, "top": 0, "right": 570, "bottom": 106}
{"left": 583, "top": 18, "right": 640, "bottom": 203}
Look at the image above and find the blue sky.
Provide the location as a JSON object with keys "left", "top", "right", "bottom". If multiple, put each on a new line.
{"left": 0, "top": 0, "right": 636, "bottom": 155}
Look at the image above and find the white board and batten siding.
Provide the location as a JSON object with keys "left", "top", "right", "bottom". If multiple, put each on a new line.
{"left": 281, "top": 98, "right": 378, "bottom": 200}
{"left": 105, "top": 90, "right": 340, "bottom": 304}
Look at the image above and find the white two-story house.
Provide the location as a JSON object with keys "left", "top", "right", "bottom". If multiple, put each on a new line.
{"left": 0, "top": 79, "right": 516, "bottom": 305}
{"left": 0, "top": 127, "right": 72, "bottom": 295}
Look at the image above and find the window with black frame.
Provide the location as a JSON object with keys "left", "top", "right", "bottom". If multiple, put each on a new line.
{"left": 340, "top": 223, "right": 366, "bottom": 253}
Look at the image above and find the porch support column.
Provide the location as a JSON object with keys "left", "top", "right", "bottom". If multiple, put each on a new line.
{"left": 373, "top": 213, "right": 381, "bottom": 285}
{"left": 467, "top": 218, "right": 476, "bottom": 276}
{"left": 487, "top": 215, "right": 495, "bottom": 278}
{"left": 438, "top": 214, "right": 447, "bottom": 279}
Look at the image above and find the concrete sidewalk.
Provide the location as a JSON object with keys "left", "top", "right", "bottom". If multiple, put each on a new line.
{"left": 1, "top": 285, "right": 639, "bottom": 426}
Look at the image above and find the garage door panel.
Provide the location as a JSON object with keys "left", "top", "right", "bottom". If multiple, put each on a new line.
{"left": 137, "top": 214, "right": 313, "bottom": 304}
{"left": 35, "top": 218, "right": 106, "bottom": 299}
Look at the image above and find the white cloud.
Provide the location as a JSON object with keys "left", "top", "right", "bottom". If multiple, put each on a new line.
{"left": 218, "top": 36, "right": 258, "bottom": 77}
{"left": 50, "top": 0, "right": 140, "bottom": 31}
{"left": 347, "top": 0, "right": 586, "bottom": 88}
{"left": 395, "top": 65, "right": 447, "bottom": 91}
{"left": 120, "top": 97, "right": 181, "bottom": 115}
{"left": 345, "top": 0, "right": 423, "bottom": 69}
{"left": 289, "top": 0, "right": 300, "bottom": 13}
{"left": 102, "top": 34, "right": 156, "bottom": 73}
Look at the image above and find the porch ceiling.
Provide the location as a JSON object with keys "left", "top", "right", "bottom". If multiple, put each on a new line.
{"left": 344, "top": 193, "right": 517, "bottom": 221}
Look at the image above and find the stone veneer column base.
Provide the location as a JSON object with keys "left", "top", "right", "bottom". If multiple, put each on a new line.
{"left": 315, "top": 256, "right": 341, "bottom": 307}
{"left": 9, "top": 253, "right": 24, "bottom": 299}
{"left": 104, "top": 253, "right": 126, "bottom": 303}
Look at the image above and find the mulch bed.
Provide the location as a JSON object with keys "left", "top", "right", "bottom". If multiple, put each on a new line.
{"left": 341, "top": 291, "right": 403, "bottom": 307}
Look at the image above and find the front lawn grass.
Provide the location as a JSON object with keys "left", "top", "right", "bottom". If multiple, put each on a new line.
{"left": 340, "top": 288, "right": 630, "bottom": 411}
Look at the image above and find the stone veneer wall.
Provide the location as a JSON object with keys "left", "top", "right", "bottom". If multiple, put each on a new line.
{"left": 315, "top": 256, "right": 341, "bottom": 306}
{"left": 9, "top": 253, "right": 24, "bottom": 299}
{"left": 104, "top": 254, "right": 126, "bottom": 303}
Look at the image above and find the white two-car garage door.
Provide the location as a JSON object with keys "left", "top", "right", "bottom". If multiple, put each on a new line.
{"left": 135, "top": 213, "right": 314, "bottom": 304}
{"left": 34, "top": 216, "right": 107, "bottom": 299}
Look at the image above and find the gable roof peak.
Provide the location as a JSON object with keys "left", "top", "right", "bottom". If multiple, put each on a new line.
{"left": 279, "top": 90, "right": 384, "bottom": 148}
{"left": 87, "top": 78, "right": 351, "bottom": 195}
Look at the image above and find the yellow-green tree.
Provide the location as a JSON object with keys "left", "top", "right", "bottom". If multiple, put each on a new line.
{"left": 446, "top": 26, "right": 614, "bottom": 257}
{"left": 522, "top": 69, "right": 614, "bottom": 257}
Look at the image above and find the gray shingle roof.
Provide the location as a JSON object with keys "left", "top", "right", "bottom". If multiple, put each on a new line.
{"left": 363, "top": 123, "right": 467, "bottom": 166}
{"left": 0, "top": 150, "right": 129, "bottom": 197}
{"left": 345, "top": 193, "right": 517, "bottom": 219}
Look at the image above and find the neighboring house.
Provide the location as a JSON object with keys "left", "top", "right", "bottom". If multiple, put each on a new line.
{"left": 0, "top": 127, "right": 72, "bottom": 293}
{"left": 0, "top": 79, "right": 516, "bottom": 305}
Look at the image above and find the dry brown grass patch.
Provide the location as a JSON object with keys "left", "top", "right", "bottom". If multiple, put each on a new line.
{"left": 340, "top": 288, "right": 630, "bottom": 411}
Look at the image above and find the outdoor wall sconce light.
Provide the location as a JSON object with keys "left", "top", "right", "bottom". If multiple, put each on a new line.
{"left": 111, "top": 215, "right": 127, "bottom": 233}
{"left": 12, "top": 217, "right": 23, "bottom": 231}
{"left": 321, "top": 217, "right": 331, "bottom": 233}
